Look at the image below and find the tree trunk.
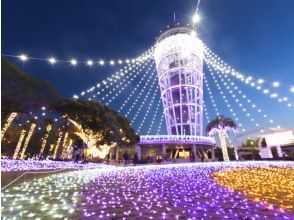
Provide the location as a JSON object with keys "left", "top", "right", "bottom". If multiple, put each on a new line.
{"left": 39, "top": 124, "right": 52, "bottom": 155}
{"left": 1, "top": 112, "right": 18, "bottom": 141}
{"left": 219, "top": 130, "right": 230, "bottom": 161}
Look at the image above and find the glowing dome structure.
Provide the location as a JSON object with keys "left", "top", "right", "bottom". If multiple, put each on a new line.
{"left": 154, "top": 25, "right": 204, "bottom": 136}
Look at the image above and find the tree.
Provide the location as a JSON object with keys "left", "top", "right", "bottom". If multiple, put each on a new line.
{"left": 53, "top": 99, "right": 139, "bottom": 158}
{"left": 1, "top": 58, "right": 59, "bottom": 117}
{"left": 206, "top": 116, "right": 238, "bottom": 161}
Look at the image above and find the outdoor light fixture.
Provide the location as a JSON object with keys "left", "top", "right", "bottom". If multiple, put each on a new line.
{"left": 48, "top": 57, "right": 56, "bottom": 64}
{"left": 19, "top": 54, "right": 28, "bottom": 61}
{"left": 99, "top": 60, "right": 105, "bottom": 65}
{"left": 73, "top": 94, "right": 79, "bottom": 99}
{"left": 272, "top": 81, "right": 280, "bottom": 87}
{"left": 110, "top": 60, "right": 115, "bottom": 65}
{"left": 290, "top": 86, "right": 294, "bottom": 93}
{"left": 192, "top": 13, "right": 201, "bottom": 23}
{"left": 70, "top": 59, "right": 77, "bottom": 66}
{"left": 87, "top": 60, "right": 93, "bottom": 66}
{"left": 257, "top": 79, "right": 264, "bottom": 84}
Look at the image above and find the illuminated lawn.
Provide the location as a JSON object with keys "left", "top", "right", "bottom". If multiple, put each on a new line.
{"left": 1, "top": 162, "right": 294, "bottom": 219}
{"left": 214, "top": 167, "right": 294, "bottom": 212}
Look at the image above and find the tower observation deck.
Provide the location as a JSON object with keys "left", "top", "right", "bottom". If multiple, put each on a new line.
{"left": 154, "top": 25, "right": 203, "bottom": 136}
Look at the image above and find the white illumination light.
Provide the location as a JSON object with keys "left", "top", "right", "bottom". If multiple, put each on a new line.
{"left": 48, "top": 57, "right": 56, "bottom": 64}
{"left": 272, "top": 81, "right": 280, "bottom": 87}
{"left": 99, "top": 60, "right": 105, "bottom": 65}
{"left": 70, "top": 59, "right": 77, "bottom": 66}
{"left": 290, "top": 86, "right": 294, "bottom": 93}
{"left": 87, "top": 60, "right": 93, "bottom": 66}
{"left": 73, "top": 95, "right": 79, "bottom": 99}
{"left": 192, "top": 14, "right": 201, "bottom": 23}
{"left": 110, "top": 60, "right": 115, "bottom": 65}
{"left": 257, "top": 79, "right": 264, "bottom": 84}
{"left": 19, "top": 54, "right": 28, "bottom": 61}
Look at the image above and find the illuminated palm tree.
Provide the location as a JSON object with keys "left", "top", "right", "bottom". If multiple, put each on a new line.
{"left": 206, "top": 116, "right": 238, "bottom": 161}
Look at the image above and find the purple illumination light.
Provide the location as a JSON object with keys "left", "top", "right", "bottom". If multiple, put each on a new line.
{"left": 1, "top": 161, "right": 293, "bottom": 219}
{"left": 1, "top": 159, "right": 109, "bottom": 172}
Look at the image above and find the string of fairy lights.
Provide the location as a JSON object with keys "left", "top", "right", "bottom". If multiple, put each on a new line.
{"left": 203, "top": 44, "right": 294, "bottom": 107}
{"left": 125, "top": 68, "right": 158, "bottom": 118}
{"left": 129, "top": 69, "right": 159, "bottom": 126}
{"left": 203, "top": 101, "right": 211, "bottom": 124}
{"left": 2, "top": 50, "right": 153, "bottom": 67}
{"left": 136, "top": 86, "right": 161, "bottom": 134}
{"left": 118, "top": 62, "right": 155, "bottom": 113}
{"left": 207, "top": 65, "right": 259, "bottom": 129}
{"left": 156, "top": 114, "right": 165, "bottom": 135}
{"left": 74, "top": 48, "right": 154, "bottom": 99}
{"left": 2, "top": 42, "right": 293, "bottom": 139}
{"left": 147, "top": 98, "right": 163, "bottom": 135}
{"left": 212, "top": 65, "right": 281, "bottom": 130}
{"left": 203, "top": 72, "right": 244, "bottom": 132}
{"left": 104, "top": 59, "right": 153, "bottom": 106}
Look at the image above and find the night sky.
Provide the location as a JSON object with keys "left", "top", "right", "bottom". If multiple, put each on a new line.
{"left": 3, "top": 0, "right": 294, "bottom": 136}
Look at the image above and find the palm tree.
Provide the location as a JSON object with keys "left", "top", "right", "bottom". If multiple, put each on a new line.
{"left": 206, "top": 116, "right": 238, "bottom": 161}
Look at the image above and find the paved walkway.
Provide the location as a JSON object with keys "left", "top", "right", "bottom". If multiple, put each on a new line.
{"left": 1, "top": 161, "right": 294, "bottom": 219}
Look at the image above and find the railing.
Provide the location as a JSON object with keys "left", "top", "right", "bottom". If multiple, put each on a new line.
{"left": 139, "top": 135, "right": 216, "bottom": 145}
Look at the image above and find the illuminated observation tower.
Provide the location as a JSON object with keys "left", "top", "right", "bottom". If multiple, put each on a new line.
{"left": 137, "top": 24, "right": 215, "bottom": 161}
{"left": 154, "top": 25, "right": 203, "bottom": 136}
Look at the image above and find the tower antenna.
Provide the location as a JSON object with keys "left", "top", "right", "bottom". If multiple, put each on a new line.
{"left": 195, "top": 0, "right": 201, "bottom": 16}
{"left": 173, "top": 12, "right": 176, "bottom": 23}
{"left": 192, "top": 0, "right": 201, "bottom": 28}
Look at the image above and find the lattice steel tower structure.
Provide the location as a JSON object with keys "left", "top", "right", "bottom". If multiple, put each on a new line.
{"left": 154, "top": 25, "right": 203, "bottom": 136}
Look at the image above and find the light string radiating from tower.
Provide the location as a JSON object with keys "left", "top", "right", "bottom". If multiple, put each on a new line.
{"left": 203, "top": 73, "right": 220, "bottom": 116}
{"left": 129, "top": 69, "right": 159, "bottom": 126}
{"left": 203, "top": 44, "right": 293, "bottom": 107}
{"left": 209, "top": 64, "right": 273, "bottom": 131}
{"left": 211, "top": 65, "right": 280, "bottom": 129}
{"left": 75, "top": 48, "right": 154, "bottom": 99}
{"left": 203, "top": 101, "right": 211, "bottom": 124}
{"left": 147, "top": 98, "right": 163, "bottom": 135}
{"left": 118, "top": 61, "right": 155, "bottom": 113}
{"left": 156, "top": 114, "right": 165, "bottom": 135}
{"left": 79, "top": 59, "right": 148, "bottom": 100}
{"left": 203, "top": 72, "right": 244, "bottom": 132}
{"left": 136, "top": 86, "right": 161, "bottom": 134}
{"left": 104, "top": 59, "right": 153, "bottom": 106}
{"left": 125, "top": 68, "right": 157, "bottom": 118}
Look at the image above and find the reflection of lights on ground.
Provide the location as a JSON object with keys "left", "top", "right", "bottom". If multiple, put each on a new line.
{"left": 1, "top": 162, "right": 294, "bottom": 219}
{"left": 214, "top": 167, "right": 294, "bottom": 212}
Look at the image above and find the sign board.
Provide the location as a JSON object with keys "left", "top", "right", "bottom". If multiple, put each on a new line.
{"left": 264, "top": 130, "right": 294, "bottom": 147}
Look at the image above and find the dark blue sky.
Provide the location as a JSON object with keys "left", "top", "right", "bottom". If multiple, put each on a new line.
{"left": 3, "top": 0, "right": 294, "bottom": 134}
